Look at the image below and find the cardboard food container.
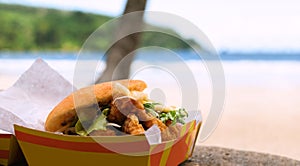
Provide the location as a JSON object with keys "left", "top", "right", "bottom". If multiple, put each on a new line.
{"left": 14, "top": 119, "right": 201, "bottom": 166}
{"left": 0, "top": 133, "right": 26, "bottom": 166}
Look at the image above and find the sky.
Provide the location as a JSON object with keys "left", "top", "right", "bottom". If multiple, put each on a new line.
{"left": 1, "top": 0, "right": 300, "bottom": 52}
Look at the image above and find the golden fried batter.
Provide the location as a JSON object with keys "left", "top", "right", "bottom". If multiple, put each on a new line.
{"left": 133, "top": 109, "right": 153, "bottom": 122}
{"left": 107, "top": 96, "right": 146, "bottom": 125}
{"left": 107, "top": 103, "right": 127, "bottom": 125}
{"left": 123, "top": 114, "right": 145, "bottom": 135}
{"left": 143, "top": 118, "right": 167, "bottom": 131}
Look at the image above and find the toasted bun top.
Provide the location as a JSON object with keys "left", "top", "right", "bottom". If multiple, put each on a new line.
{"left": 44, "top": 79, "right": 147, "bottom": 132}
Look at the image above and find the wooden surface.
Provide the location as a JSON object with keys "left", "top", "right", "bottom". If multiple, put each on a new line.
{"left": 181, "top": 146, "right": 300, "bottom": 166}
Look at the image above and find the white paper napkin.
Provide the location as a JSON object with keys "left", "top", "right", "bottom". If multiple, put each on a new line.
{"left": 0, "top": 58, "right": 74, "bottom": 133}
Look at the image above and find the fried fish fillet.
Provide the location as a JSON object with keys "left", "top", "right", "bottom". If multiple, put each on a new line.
{"left": 143, "top": 117, "right": 167, "bottom": 131}
{"left": 123, "top": 114, "right": 145, "bottom": 135}
{"left": 107, "top": 96, "right": 146, "bottom": 125}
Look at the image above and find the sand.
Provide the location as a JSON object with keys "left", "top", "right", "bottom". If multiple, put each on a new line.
{"left": 198, "top": 85, "right": 300, "bottom": 161}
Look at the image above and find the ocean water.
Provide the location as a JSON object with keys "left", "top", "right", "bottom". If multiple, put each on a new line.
{"left": 1, "top": 50, "right": 300, "bottom": 90}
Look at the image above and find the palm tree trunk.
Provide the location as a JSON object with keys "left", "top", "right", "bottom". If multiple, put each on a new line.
{"left": 95, "top": 0, "right": 147, "bottom": 83}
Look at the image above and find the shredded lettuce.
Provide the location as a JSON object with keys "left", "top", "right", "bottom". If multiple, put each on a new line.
{"left": 159, "top": 108, "right": 188, "bottom": 125}
{"left": 75, "top": 108, "right": 109, "bottom": 136}
{"left": 143, "top": 102, "right": 188, "bottom": 125}
{"left": 75, "top": 120, "right": 87, "bottom": 136}
{"left": 143, "top": 102, "right": 160, "bottom": 117}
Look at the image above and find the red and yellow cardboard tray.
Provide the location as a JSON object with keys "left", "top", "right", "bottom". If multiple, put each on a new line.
{"left": 14, "top": 120, "right": 200, "bottom": 166}
{"left": 0, "top": 133, "right": 25, "bottom": 166}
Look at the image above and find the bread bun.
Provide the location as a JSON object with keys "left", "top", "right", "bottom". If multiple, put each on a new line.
{"left": 45, "top": 79, "right": 147, "bottom": 132}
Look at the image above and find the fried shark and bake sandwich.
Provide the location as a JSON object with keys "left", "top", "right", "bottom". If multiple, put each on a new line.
{"left": 45, "top": 80, "right": 187, "bottom": 141}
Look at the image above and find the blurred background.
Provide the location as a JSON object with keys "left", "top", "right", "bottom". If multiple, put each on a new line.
{"left": 0, "top": 0, "right": 300, "bottom": 160}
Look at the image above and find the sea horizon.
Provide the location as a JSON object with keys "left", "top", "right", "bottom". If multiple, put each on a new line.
{"left": 1, "top": 50, "right": 300, "bottom": 61}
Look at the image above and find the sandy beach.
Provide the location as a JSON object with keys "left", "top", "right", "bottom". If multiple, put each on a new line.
{"left": 198, "top": 85, "right": 300, "bottom": 161}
